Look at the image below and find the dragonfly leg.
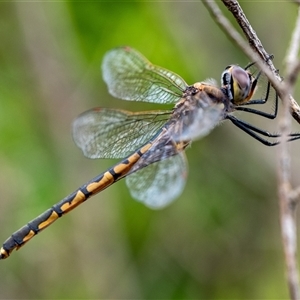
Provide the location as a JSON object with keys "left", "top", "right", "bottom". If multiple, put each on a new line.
{"left": 226, "top": 115, "right": 300, "bottom": 146}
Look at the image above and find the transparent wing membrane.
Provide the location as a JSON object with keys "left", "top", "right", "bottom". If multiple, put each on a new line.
{"left": 102, "top": 47, "right": 187, "bottom": 104}
{"left": 126, "top": 152, "right": 187, "bottom": 209}
{"left": 73, "top": 108, "right": 172, "bottom": 159}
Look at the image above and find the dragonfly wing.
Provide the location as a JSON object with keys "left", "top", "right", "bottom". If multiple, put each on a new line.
{"left": 125, "top": 152, "right": 187, "bottom": 209}
{"left": 102, "top": 47, "right": 187, "bottom": 104}
{"left": 72, "top": 108, "right": 171, "bottom": 159}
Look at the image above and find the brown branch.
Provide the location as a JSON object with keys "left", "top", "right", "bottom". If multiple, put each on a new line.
{"left": 278, "top": 87, "right": 299, "bottom": 299}
{"left": 285, "top": 5, "right": 300, "bottom": 90}
{"left": 203, "top": 0, "right": 300, "bottom": 124}
{"left": 278, "top": 5, "right": 300, "bottom": 300}
{"left": 203, "top": 1, "right": 300, "bottom": 299}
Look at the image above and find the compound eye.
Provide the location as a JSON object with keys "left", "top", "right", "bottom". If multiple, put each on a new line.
{"left": 231, "top": 66, "right": 252, "bottom": 104}
{"left": 221, "top": 66, "right": 233, "bottom": 87}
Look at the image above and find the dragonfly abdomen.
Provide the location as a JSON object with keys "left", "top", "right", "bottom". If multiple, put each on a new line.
{"left": 0, "top": 143, "right": 152, "bottom": 260}
{"left": 0, "top": 187, "right": 93, "bottom": 259}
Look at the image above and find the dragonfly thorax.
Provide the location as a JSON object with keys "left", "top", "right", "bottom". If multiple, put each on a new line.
{"left": 193, "top": 82, "right": 227, "bottom": 103}
{"left": 192, "top": 81, "right": 230, "bottom": 112}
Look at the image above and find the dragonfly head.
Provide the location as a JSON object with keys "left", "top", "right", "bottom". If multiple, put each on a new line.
{"left": 221, "top": 65, "right": 254, "bottom": 105}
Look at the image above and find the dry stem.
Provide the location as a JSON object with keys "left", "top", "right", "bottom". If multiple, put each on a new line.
{"left": 203, "top": 0, "right": 300, "bottom": 299}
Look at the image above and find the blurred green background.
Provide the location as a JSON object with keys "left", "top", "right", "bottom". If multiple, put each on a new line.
{"left": 0, "top": 1, "right": 299, "bottom": 299}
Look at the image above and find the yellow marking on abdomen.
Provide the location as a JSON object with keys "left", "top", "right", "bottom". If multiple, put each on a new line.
{"left": 0, "top": 248, "right": 9, "bottom": 259}
{"left": 139, "top": 143, "right": 152, "bottom": 154}
{"left": 60, "top": 190, "right": 86, "bottom": 213}
{"left": 114, "top": 154, "right": 140, "bottom": 175}
{"left": 113, "top": 143, "right": 152, "bottom": 176}
{"left": 21, "top": 230, "right": 36, "bottom": 244}
{"left": 86, "top": 171, "right": 114, "bottom": 194}
{"left": 37, "top": 211, "right": 60, "bottom": 231}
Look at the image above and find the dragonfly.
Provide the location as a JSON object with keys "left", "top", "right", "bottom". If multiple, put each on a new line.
{"left": 1, "top": 46, "right": 300, "bottom": 260}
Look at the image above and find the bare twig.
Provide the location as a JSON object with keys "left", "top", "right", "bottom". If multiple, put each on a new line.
{"left": 278, "top": 5, "right": 300, "bottom": 300}
{"left": 290, "top": 185, "right": 300, "bottom": 201}
{"left": 285, "top": 5, "right": 300, "bottom": 89}
{"left": 278, "top": 86, "right": 299, "bottom": 299}
{"left": 203, "top": 0, "right": 300, "bottom": 124}
{"left": 203, "top": 1, "right": 300, "bottom": 299}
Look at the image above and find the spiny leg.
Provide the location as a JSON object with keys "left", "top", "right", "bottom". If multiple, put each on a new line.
{"left": 226, "top": 115, "right": 300, "bottom": 146}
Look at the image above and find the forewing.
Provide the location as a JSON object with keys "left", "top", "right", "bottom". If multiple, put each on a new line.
{"left": 125, "top": 152, "right": 187, "bottom": 209}
{"left": 102, "top": 47, "right": 187, "bottom": 104}
{"left": 72, "top": 108, "right": 171, "bottom": 159}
